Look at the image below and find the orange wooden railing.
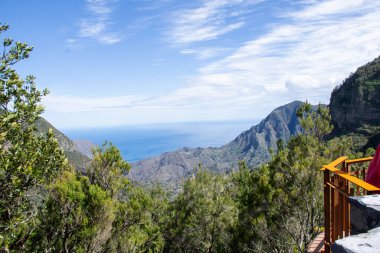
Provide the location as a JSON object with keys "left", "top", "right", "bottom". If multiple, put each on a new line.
{"left": 321, "top": 156, "right": 380, "bottom": 253}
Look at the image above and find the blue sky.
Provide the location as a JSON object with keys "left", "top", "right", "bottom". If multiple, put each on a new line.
{"left": 1, "top": 0, "right": 380, "bottom": 128}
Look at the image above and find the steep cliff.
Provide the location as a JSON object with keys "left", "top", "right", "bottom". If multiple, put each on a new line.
{"left": 329, "top": 55, "right": 380, "bottom": 148}
{"left": 330, "top": 56, "right": 380, "bottom": 133}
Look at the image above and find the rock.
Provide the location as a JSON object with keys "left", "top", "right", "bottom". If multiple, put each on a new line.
{"left": 332, "top": 226, "right": 380, "bottom": 253}
{"left": 350, "top": 195, "right": 380, "bottom": 233}
{"left": 73, "top": 139, "right": 97, "bottom": 158}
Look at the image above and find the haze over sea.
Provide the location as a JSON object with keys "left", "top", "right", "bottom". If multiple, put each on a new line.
{"left": 64, "top": 120, "right": 255, "bottom": 163}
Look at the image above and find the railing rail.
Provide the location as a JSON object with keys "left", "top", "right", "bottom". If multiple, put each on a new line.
{"left": 320, "top": 156, "right": 380, "bottom": 253}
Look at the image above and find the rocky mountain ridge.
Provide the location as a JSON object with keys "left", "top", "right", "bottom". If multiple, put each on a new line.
{"left": 129, "top": 101, "right": 304, "bottom": 187}
{"left": 330, "top": 55, "right": 380, "bottom": 149}
{"left": 330, "top": 55, "right": 380, "bottom": 132}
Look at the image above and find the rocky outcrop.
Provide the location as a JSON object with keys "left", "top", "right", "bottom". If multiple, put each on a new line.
{"left": 350, "top": 195, "right": 380, "bottom": 233}
{"left": 332, "top": 195, "right": 380, "bottom": 253}
{"left": 73, "top": 140, "right": 96, "bottom": 158}
{"left": 332, "top": 226, "right": 380, "bottom": 253}
{"left": 330, "top": 56, "right": 380, "bottom": 134}
{"left": 129, "top": 101, "right": 303, "bottom": 187}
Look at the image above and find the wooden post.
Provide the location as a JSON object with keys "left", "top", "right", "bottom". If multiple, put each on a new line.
{"left": 345, "top": 162, "right": 350, "bottom": 237}
{"left": 324, "top": 169, "right": 331, "bottom": 253}
{"left": 320, "top": 156, "right": 376, "bottom": 253}
{"left": 338, "top": 181, "right": 343, "bottom": 239}
{"left": 355, "top": 171, "right": 360, "bottom": 195}
{"left": 333, "top": 176, "right": 339, "bottom": 241}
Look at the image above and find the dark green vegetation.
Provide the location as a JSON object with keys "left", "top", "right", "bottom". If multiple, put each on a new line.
{"left": 1, "top": 23, "right": 380, "bottom": 252}
{"left": 330, "top": 55, "right": 380, "bottom": 149}
{"left": 0, "top": 23, "right": 67, "bottom": 250}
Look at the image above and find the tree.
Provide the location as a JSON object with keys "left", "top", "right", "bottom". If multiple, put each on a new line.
{"left": 231, "top": 161, "right": 281, "bottom": 252}
{"left": 106, "top": 185, "right": 166, "bottom": 253}
{"left": 0, "top": 23, "right": 67, "bottom": 252}
{"left": 29, "top": 170, "right": 115, "bottom": 253}
{"left": 164, "top": 168, "right": 237, "bottom": 253}
{"left": 87, "top": 142, "right": 130, "bottom": 199}
{"left": 85, "top": 143, "right": 166, "bottom": 253}
{"left": 232, "top": 102, "right": 340, "bottom": 253}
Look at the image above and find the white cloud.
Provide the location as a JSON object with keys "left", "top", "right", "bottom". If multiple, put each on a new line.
{"left": 167, "top": 0, "right": 380, "bottom": 118}
{"left": 168, "top": 0, "right": 261, "bottom": 45}
{"left": 180, "top": 47, "right": 232, "bottom": 59}
{"left": 289, "top": 0, "right": 366, "bottom": 20}
{"left": 68, "top": 0, "right": 122, "bottom": 46}
{"left": 43, "top": 94, "right": 141, "bottom": 113}
{"left": 194, "top": 0, "right": 380, "bottom": 99}
{"left": 42, "top": 92, "right": 234, "bottom": 128}
{"left": 97, "top": 33, "right": 123, "bottom": 44}
{"left": 86, "top": 0, "right": 115, "bottom": 15}
{"left": 79, "top": 19, "right": 107, "bottom": 37}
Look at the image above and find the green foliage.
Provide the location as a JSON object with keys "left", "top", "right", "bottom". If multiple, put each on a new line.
{"left": 29, "top": 170, "right": 115, "bottom": 253}
{"left": 231, "top": 162, "right": 279, "bottom": 252}
{"left": 365, "top": 80, "right": 380, "bottom": 93}
{"left": 107, "top": 185, "right": 167, "bottom": 253}
{"left": 88, "top": 142, "right": 130, "bottom": 198}
{"left": 0, "top": 23, "right": 67, "bottom": 251}
{"left": 0, "top": 24, "right": 166, "bottom": 252}
{"left": 330, "top": 55, "right": 380, "bottom": 137}
{"left": 29, "top": 142, "right": 167, "bottom": 253}
{"left": 164, "top": 168, "right": 237, "bottom": 253}
{"left": 297, "top": 102, "right": 333, "bottom": 141}
{"left": 231, "top": 102, "right": 345, "bottom": 253}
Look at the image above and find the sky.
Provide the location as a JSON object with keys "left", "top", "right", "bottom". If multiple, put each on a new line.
{"left": 1, "top": 0, "right": 380, "bottom": 129}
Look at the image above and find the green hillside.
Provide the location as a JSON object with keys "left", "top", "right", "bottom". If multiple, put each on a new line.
{"left": 330, "top": 55, "right": 380, "bottom": 149}
{"left": 36, "top": 117, "right": 90, "bottom": 169}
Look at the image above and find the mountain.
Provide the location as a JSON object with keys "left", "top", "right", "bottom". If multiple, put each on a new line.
{"left": 73, "top": 140, "right": 95, "bottom": 158}
{"left": 36, "top": 117, "right": 91, "bottom": 169}
{"left": 129, "top": 55, "right": 380, "bottom": 188}
{"left": 129, "top": 101, "right": 303, "bottom": 188}
{"left": 330, "top": 55, "right": 380, "bottom": 149}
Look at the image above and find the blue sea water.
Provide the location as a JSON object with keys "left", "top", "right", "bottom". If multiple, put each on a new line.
{"left": 63, "top": 120, "right": 256, "bottom": 163}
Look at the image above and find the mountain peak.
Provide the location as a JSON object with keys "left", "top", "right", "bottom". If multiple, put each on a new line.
{"left": 129, "top": 100, "right": 304, "bottom": 187}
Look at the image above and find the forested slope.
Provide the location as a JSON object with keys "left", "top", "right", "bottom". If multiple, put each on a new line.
{"left": 36, "top": 117, "right": 90, "bottom": 169}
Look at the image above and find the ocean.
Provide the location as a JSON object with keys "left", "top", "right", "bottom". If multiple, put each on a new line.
{"left": 63, "top": 120, "right": 255, "bottom": 163}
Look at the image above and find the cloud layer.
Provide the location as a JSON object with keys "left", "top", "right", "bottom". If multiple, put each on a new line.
{"left": 48, "top": 0, "right": 380, "bottom": 127}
